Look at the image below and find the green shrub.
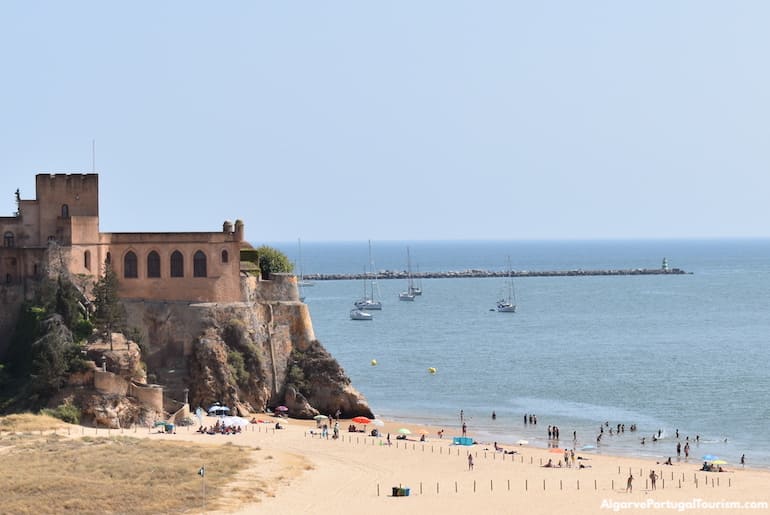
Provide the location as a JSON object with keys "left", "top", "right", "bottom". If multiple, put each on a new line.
{"left": 40, "top": 402, "right": 81, "bottom": 424}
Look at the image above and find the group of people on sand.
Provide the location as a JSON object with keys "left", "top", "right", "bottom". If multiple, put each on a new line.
{"left": 197, "top": 421, "right": 243, "bottom": 435}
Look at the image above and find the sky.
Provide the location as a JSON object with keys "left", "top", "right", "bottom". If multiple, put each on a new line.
{"left": 1, "top": 1, "right": 769, "bottom": 243}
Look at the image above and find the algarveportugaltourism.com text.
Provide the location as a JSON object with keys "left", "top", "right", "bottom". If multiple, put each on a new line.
{"left": 600, "top": 498, "right": 769, "bottom": 512}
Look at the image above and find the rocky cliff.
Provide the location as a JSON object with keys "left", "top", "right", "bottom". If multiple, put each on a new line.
{"left": 124, "top": 297, "right": 373, "bottom": 420}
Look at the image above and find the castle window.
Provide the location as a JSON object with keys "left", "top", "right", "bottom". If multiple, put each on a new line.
{"left": 193, "top": 250, "right": 207, "bottom": 277}
{"left": 221, "top": 249, "right": 229, "bottom": 263}
{"left": 147, "top": 251, "right": 161, "bottom": 278}
{"left": 3, "top": 231, "right": 14, "bottom": 248}
{"left": 84, "top": 250, "right": 91, "bottom": 271}
{"left": 61, "top": 204, "right": 70, "bottom": 218}
{"left": 124, "top": 251, "right": 138, "bottom": 278}
{"left": 171, "top": 250, "right": 184, "bottom": 277}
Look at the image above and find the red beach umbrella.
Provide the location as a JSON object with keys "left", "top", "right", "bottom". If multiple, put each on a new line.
{"left": 352, "top": 416, "right": 372, "bottom": 425}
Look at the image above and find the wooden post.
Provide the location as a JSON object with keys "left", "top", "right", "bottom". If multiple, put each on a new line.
{"left": 525, "top": 479, "right": 528, "bottom": 491}
{"left": 473, "top": 480, "right": 476, "bottom": 493}
{"left": 577, "top": 479, "right": 580, "bottom": 490}
{"left": 420, "top": 482, "right": 423, "bottom": 494}
{"left": 377, "top": 484, "right": 380, "bottom": 496}
{"left": 543, "top": 479, "right": 546, "bottom": 491}
{"left": 490, "top": 479, "right": 493, "bottom": 491}
{"left": 560, "top": 479, "right": 562, "bottom": 490}
{"left": 455, "top": 481, "right": 457, "bottom": 493}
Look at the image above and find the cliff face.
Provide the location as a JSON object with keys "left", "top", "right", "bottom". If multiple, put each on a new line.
{"left": 123, "top": 297, "right": 373, "bottom": 420}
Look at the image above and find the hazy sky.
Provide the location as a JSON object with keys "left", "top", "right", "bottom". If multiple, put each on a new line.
{"left": 2, "top": 2, "right": 768, "bottom": 242}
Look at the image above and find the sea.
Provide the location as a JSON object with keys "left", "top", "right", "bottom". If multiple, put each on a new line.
{"left": 267, "top": 239, "right": 770, "bottom": 469}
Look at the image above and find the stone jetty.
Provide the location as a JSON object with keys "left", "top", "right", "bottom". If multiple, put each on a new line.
{"left": 302, "top": 267, "right": 688, "bottom": 281}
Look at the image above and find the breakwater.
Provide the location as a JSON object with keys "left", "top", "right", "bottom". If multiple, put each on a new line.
{"left": 301, "top": 267, "right": 688, "bottom": 281}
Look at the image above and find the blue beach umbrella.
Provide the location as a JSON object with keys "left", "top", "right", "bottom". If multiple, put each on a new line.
{"left": 702, "top": 454, "right": 719, "bottom": 462}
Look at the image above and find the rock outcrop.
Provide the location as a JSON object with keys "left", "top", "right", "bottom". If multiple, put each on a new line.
{"left": 124, "top": 297, "right": 373, "bottom": 420}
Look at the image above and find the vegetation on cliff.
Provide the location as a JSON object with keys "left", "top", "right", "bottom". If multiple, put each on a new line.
{"left": 241, "top": 245, "right": 293, "bottom": 279}
{"left": 0, "top": 275, "right": 92, "bottom": 409}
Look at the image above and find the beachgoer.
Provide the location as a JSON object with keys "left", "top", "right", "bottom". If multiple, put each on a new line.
{"left": 677, "top": 442, "right": 681, "bottom": 456}
{"left": 741, "top": 454, "right": 746, "bottom": 466}
{"left": 460, "top": 409, "right": 464, "bottom": 423}
{"left": 492, "top": 411, "right": 496, "bottom": 420}
{"left": 462, "top": 422, "right": 467, "bottom": 436}
{"left": 626, "top": 474, "right": 633, "bottom": 493}
{"left": 524, "top": 413, "right": 528, "bottom": 424}
{"left": 438, "top": 429, "right": 444, "bottom": 439}
{"left": 664, "top": 457, "right": 673, "bottom": 465}
{"left": 649, "top": 470, "right": 657, "bottom": 490}
{"left": 468, "top": 453, "right": 474, "bottom": 470}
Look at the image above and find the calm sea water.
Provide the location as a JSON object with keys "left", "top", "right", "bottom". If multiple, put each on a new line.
{"left": 268, "top": 239, "right": 770, "bottom": 468}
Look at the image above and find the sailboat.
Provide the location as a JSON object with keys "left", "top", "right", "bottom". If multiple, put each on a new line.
{"left": 410, "top": 263, "right": 422, "bottom": 296}
{"left": 496, "top": 257, "right": 517, "bottom": 313}
{"left": 354, "top": 240, "right": 382, "bottom": 310}
{"left": 350, "top": 308, "right": 373, "bottom": 320}
{"left": 399, "top": 246, "right": 416, "bottom": 301}
{"left": 297, "top": 238, "right": 314, "bottom": 287}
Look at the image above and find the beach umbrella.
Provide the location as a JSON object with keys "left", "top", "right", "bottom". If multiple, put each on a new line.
{"left": 702, "top": 454, "right": 719, "bottom": 461}
{"left": 276, "top": 406, "right": 289, "bottom": 412}
{"left": 371, "top": 419, "right": 385, "bottom": 427}
{"left": 516, "top": 439, "right": 529, "bottom": 445}
{"left": 417, "top": 429, "right": 430, "bottom": 435}
{"left": 711, "top": 459, "right": 728, "bottom": 465}
{"left": 548, "top": 447, "right": 565, "bottom": 453}
{"left": 352, "top": 416, "right": 372, "bottom": 425}
{"left": 398, "top": 428, "right": 411, "bottom": 435}
{"left": 313, "top": 414, "right": 328, "bottom": 421}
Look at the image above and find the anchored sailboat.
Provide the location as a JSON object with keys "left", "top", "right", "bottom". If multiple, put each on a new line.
{"left": 354, "top": 240, "right": 382, "bottom": 310}
{"left": 399, "top": 246, "right": 416, "bottom": 301}
{"left": 496, "top": 257, "right": 517, "bottom": 313}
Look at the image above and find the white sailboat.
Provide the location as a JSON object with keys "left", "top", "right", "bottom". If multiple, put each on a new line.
{"left": 399, "top": 246, "right": 416, "bottom": 301}
{"left": 297, "top": 238, "right": 314, "bottom": 287}
{"left": 496, "top": 257, "right": 517, "bottom": 313}
{"left": 410, "top": 263, "right": 422, "bottom": 296}
{"left": 354, "top": 240, "right": 382, "bottom": 310}
{"left": 350, "top": 308, "right": 373, "bottom": 320}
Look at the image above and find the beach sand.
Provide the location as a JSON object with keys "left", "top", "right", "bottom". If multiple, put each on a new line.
{"left": 136, "top": 415, "right": 770, "bottom": 514}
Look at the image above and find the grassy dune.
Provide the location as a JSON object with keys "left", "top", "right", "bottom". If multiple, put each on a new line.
{"left": 0, "top": 418, "right": 267, "bottom": 515}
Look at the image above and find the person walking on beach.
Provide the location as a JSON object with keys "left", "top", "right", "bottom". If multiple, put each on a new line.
{"left": 626, "top": 474, "right": 633, "bottom": 493}
{"left": 741, "top": 454, "right": 746, "bottom": 466}
{"left": 462, "top": 422, "right": 467, "bottom": 437}
{"left": 649, "top": 470, "right": 658, "bottom": 490}
{"left": 468, "top": 453, "right": 474, "bottom": 470}
{"left": 676, "top": 442, "right": 681, "bottom": 457}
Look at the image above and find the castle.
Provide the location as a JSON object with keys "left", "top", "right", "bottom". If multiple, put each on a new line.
{"left": 1, "top": 173, "right": 246, "bottom": 303}
{"left": 0, "top": 173, "right": 305, "bottom": 355}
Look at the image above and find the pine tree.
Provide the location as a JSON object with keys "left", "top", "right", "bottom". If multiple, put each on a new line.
{"left": 93, "top": 263, "right": 124, "bottom": 350}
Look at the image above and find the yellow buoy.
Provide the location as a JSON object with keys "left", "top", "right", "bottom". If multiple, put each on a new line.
{"left": 371, "top": 359, "right": 378, "bottom": 366}
{"left": 428, "top": 367, "right": 436, "bottom": 374}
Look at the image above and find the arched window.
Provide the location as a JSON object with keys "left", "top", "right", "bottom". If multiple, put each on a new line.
{"left": 84, "top": 250, "right": 91, "bottom": 270}
{"left": 61, "top": 204, "right": 70, "bottom": 218}
{"left": 147, "top": 251, "right": 161, "bottom": 278}
{"left": 171, "top": 250, "right": 184, "bottom": 277}
{"left": 3, "top": 231, "right": 14, "bottom": 248}
{"left": 221, "top": 249, "right": 229, "bottom": 263}
{"left": 124, "top": 251, "right": 138, "bottom": 278}
{"left": 193, "top": 250, "right": 207, "bottom": 277}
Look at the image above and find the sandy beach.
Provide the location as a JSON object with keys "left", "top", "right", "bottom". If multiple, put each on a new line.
{"left": 132, "top": 415, "right": 770, "bottom": 514}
